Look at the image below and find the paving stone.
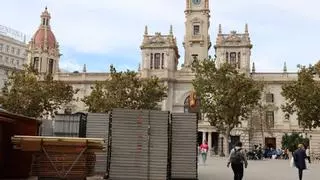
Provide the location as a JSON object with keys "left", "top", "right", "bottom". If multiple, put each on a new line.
{"left": 199, "top": 156, "right": 320, "bottom": 180}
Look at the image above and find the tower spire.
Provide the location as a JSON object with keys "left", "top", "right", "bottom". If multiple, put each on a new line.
{"left": 83, "top": 64, "right": 87, "bottom": 73}
{"left": 245, "top": 23, "right": 249, "bottom": 34}
{"left": 283, "top": 61, "right": 287, "bottom": 73}
{"left": 205, "top": 0, "right": 209, "bottom": 9}
{"left": 144, "top": 25, "right": 148, "bottom": 35}
{"left": 169, "top": 25, "right": 173, "bottom": 35}
{"left": 218, "top": 24, "right": 222, "bottom": 34}
{"left": 252, "top": 62, "right": 256, "bottom": 73}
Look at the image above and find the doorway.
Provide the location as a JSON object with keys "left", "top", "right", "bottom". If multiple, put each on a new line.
{"left": 211, "top": 132, "right": 219, "bottom": 155}
{"left": 265, "top": 137, "right": 276, "bottom": 149}
{"left": 197, "top": 132, "right": 202, "bottom": 146}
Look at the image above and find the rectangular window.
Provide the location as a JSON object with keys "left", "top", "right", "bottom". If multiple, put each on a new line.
{"left": 161, "top": 53, "right": 164, "bottom": 69}
{"left": 226, "top": 52, "right": 229, "bottom": 62}
{"left": 193, "top": 25, "right": 200, "bottom": 35}
{"left": 11, "top": 47, "right": 14, "bottom": 54}
{"left": 266, "top": 111, "right": 275, "bottom": 128}
{"left": 150, "top": 53, "right": 153, "bottom": 69}
{"left": 154, "top": 53, "right": 161, "bottom": 69}
{"left": 17, "top": 49, "right": 20, "bottom": 55}
{"left": 49, "top": 59, "right": 54, "bottom": 74}
{"left": 33, "top": 57, "right": 39, "bottom": 71}
{"left": 266, "top": 93, "right": 274, "bottom": 103}
{"left": 230, "top": 52, "right": 237, "bottom": 67}
{"left": 238, "top": 52, "right": 241, "bottom": 68}
{"left": 6, "top": 45, "right": 9, "bottom": 52}
{"left": 0, "top": 44, "right": 3, "bottom": 52}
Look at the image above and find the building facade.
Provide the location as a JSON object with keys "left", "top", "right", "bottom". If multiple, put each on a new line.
{"left": 23, "top": 1, "right": 320, "bottom": 155}
{"left": 0, "top": 25, "right": 27, "bottom": 90}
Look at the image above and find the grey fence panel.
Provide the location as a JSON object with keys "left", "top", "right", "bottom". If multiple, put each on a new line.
{"left": 39, "top": 114, "right": 84, "bottom": 137}
{"left": 171, "top": 113, "right": 198, "bottom": 180}
{"left": 86, "top": 113, "right": 109, "bottom": 174}
{"left": 53, "top": 114, "right": 81, "bottom": 137}
{"left": 149, "top": 110, "right": 170, "bottom": 180}
{"left": 108, "top": 109, "right": 150, "bottom": 180}
{"left": 40, "top": 120, "right": 54, "bottom": 136}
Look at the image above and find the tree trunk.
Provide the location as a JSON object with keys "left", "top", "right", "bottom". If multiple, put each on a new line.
{"left": 223, "top": 128, "right": 231, "bottom": 157}
{"left": 260, "top": 110, "right": 265, "bottom": 147}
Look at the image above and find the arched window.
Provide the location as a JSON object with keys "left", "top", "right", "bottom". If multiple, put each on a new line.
{"left": 48, "top": 59, "right": 54, "bottom": 74}
{"left": 154, "top": 53, "right": 161, "bottom": 69}
{"left": 150, "top": 53, "right": 153, "bottom": 69}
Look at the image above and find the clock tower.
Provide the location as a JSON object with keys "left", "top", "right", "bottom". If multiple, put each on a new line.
{"left": 183, "top": 0, "right": 211, "bottom": 67}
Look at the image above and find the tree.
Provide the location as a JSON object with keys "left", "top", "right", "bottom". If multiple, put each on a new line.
{"left": 249, "top": 104, "right": 269, "bottom": 146}
{"left": 0, "top": 66, "right": 78, "bottom": 118}
{"left": 249, "top": 102, "right": 278, "bottom": 146}
{"left": 192, "top": 58, "right": 262, "bottom": 155}
{"left": 82, "top": 65, "right": 167, "bottom": 112}
{"left": 281, "top": 62, "right": 320, "bottom": 129}
{"left": 282, "top": 132, "right": 309, "bottom": 153}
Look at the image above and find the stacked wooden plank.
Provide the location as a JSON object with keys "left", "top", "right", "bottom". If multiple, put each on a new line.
{"left": 171, "top": 113, "right": 198, "bottom": 180}
{"left": 11, "top": 136, "right": 105, "bottom": 179}
{"left": 31, "top": 152, "right": 92, "bottom": 179}
{"left": 86, "top": 113, "right": 109, "bottom": 175}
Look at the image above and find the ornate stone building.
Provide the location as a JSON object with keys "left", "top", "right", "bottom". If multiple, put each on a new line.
{"left": 23, "top": 1, "right": 320, "bottom": 155}
{"left": 0, "top": 25, "right": 27, "bottom": 90}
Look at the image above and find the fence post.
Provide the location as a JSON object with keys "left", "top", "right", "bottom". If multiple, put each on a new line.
{"left": 78, "top": 113, "right": 88, "bottom": 138}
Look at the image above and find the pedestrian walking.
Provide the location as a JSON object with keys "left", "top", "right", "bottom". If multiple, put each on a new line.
{"left": 293, "top": 144, "right": 307, "bottom": 180}
{"left": 200, "top": 140, "right": 209, "bottom": 165}
{"left": 227, "top": 142, "right": 248, "bottom": 180}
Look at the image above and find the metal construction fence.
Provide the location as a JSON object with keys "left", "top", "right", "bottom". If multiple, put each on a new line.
{"left": 39, "top": 113, "right": 87, "bottom": 137}
{"left": 38, "top": 109, "right": 198, "bottom": 180}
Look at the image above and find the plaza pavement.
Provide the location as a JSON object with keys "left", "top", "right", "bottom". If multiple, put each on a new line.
{"left": 199, "top": 156, "right": 320, "bottom": 180}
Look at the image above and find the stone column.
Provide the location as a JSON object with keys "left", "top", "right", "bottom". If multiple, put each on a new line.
{"left": 202, "top": 131, "right": 207, "bottom": 143}
{"left": 208, "top": 132, "right": 212, "bottom": 156}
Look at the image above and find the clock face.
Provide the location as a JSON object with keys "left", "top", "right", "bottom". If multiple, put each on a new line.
{"left": 192, "top": 0, "right": 201, "bottom": 5}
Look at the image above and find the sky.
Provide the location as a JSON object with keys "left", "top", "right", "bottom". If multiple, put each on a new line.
{"left": 1, "top": 0, "right": 320, "bottom": 72}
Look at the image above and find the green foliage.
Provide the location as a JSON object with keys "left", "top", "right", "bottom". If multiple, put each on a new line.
{"left": 0, "top": 65, "right": 78, "bottom": 118}
{"left": 82, "top": 65, "right": 167, "bottom": 112}
{"left": 281, "top": 61, "right": 320, "bottom": 129}
{"left": 281, "top": 132, "right": 309, "bottom": 152}
{"left": 192, "top": 57, "right": 263, "bottom": 133}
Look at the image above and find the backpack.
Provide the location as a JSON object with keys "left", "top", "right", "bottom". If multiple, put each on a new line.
{"left": 230, "top": 148, "right": 243, "bottom": 164}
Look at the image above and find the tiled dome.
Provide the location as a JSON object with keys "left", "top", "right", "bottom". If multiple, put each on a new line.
{"left": 33, "top": 28, "right": 57, "bottom": 49}
{"left": 31, "top": 7, "right": 57, "bottom": 49}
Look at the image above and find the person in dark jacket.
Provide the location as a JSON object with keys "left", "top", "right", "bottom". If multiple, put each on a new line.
{"left": 227, "top": 142, "right": 248, "bottom": 180}
{"left": 293, "top": 144, "right": 307, "bottom": 180}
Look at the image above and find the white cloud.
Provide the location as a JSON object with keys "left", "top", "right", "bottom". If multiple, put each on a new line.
{"left": 1, "top": 0, "right": 320, "bottom": 72}
{"left": 59, "top": 58, "right": 82, "bottom": 72}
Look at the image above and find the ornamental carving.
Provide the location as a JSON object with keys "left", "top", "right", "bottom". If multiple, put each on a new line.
{"left": 225, "top": 32, "right": 241, "bottom": 42}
